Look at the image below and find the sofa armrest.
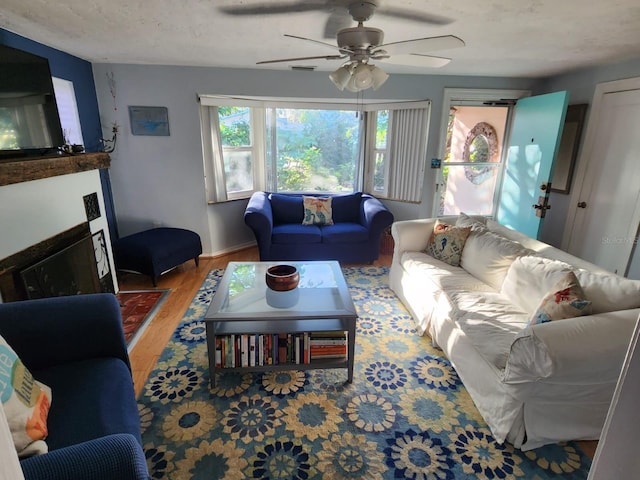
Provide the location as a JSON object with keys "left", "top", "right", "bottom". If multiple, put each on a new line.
{"left": 20, "top": 434, "right": 149, "bottom": 480}
{"left": 391, "top": 218, "right": 438, "bottom": 257}
{"left": 361, "top": 195, "right": 394, "bottom": 238}
{"left": 0, "top": 293, "right": 130, "bottom": 372}
{"left": 503, "top": 309, "right": 639, "bottom": 384}
{"left": 244, "top": 191, "right": 274, "bottom": 259}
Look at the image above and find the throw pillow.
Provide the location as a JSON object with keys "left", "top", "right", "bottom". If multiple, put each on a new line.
{"left": 302, "top": 196, "right": 334, "bottom": 226}
{"left": 528, "top": 271, "right": 592, "bottom": 325}
{"left": 425, "top": 221, "right": 471, "bottom": 267}
{"left": 0, "top": 334, "right": 52, "bottom": 458}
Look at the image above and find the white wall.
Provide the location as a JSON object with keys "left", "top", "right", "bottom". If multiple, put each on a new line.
{"left": 535, "top": 58, "right": 640, "bottom": 249}
{"left": 0, "top": 170, "right": 118, "bottom": 294}
{"left": 91, "top": 64, "right": 535, "bottom": 255}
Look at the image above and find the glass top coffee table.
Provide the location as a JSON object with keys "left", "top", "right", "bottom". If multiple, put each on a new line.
{"left": 204, "top": 261, "right": 357, "bottom": 387}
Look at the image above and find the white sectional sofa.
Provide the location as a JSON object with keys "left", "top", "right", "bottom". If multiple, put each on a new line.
{"left": 389, "top": 214, "right": 640, "bottom": 450}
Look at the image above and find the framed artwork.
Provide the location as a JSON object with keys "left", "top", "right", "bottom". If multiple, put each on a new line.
{"left": 92, "top": 230, "right": 115, "bottom": 293}
{"left": 551, "top": 104, "right": 588, "bottom": 194}
{"left": 128, "top": 106, "right": 170, "bottom": 136}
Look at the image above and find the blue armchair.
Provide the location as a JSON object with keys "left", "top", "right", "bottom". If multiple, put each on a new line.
{"left": 0, "top": 294, "right": 149, "bottom": 480}
{"left": 244, "top": 191, "right": 394, "bottom": 263}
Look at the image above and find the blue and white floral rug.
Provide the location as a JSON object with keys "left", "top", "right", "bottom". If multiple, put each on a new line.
{"left": 138, "top": 266, "right": 592, "bottom": 479}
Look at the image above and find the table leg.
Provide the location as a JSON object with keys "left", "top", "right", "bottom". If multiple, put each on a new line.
{"left": 347, "top": 317, "right": 356, "bottom": 383}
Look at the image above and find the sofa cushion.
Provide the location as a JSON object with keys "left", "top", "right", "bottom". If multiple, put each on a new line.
{"left": 401, "top": 251, "right": 494, "bottom": 293}
{"left": 425, "top": 221, "right": 471, "bottom": 267}
{"left": 33, "top": 358, "right": 141, "bottom": 451}
{"left": 456, "top": 212, "right": 488, "bottom": 230}
{"left": 331, "top": 192, "right": 362, "bottom": 223}
{"left": 321, "top": 223, "right": 369, "bottom": 244}
{"left": 269, "top": 194, "right": 303, "bottom": 225}
{"left": 501, "top": 256, "right": 574, "bottom": 314}
{"left": 272, "top": 224, "right": 321, "bottom": 244}
{"left": 460, "top": 229, "right": 532, "bottom": 290}
{"left": 574, "top": 269, "right": 640, "bottom": 314}
{"left": 448, "top": 291, "right": 529, "bottom": 369}
{"left": 0, "top": 334, "right": 51, "bottom": 458}
{"left": 529, "top": 271, "right": 592, "bottom": 325}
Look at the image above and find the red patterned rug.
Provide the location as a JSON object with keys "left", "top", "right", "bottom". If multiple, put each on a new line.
{"left": 117, "top": 289, "right": 170, "bottom": 348}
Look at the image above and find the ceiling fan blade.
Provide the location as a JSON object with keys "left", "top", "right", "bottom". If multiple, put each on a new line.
{"left": 219, "top": 1, "right": 326, "bottom": 16}
{"left": 380, "top": 54, "right": 451, "bottom": 68}
{"left": 380, "top": 35, "right": 465, "bottom": 55}
{"left": 257, "top": 55, "right": 345, "bottom": 65}
{"left": 377, "top": 7, "right": 453, "bottom": 26}
{"left": 284, "top": 34, "right": 348, "bottom": 53}
{"left": 323, "top": 11, "right": 353, "bottom": 39}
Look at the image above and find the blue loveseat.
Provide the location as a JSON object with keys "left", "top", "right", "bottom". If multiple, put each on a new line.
{"left": 244, "top": 191, "right": 394, "bottom": 263}
{"left": 0, "top": 294, "right": 149, "bottom": 480}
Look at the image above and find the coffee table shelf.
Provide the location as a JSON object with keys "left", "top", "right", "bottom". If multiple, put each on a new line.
{"left": 204, "top": 261, "right": 357, "bottom": 387}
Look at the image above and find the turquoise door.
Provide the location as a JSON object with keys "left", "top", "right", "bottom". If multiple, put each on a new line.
{"left": 497, "top": 91, "right": 569, "bottom": 238}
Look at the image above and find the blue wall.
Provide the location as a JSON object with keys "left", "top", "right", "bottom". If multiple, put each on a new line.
{"left": 1, "top": 28, "right": 118, "bottom": 239}
{"left": 0, "top": 28, "right": 103, "bottom": 152}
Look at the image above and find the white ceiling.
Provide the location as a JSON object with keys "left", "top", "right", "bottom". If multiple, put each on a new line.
{"left": 1, "top": 0, "right": 640, "bottom": 78}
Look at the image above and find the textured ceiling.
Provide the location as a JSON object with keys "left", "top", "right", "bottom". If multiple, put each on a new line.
{"left": 1, "top": 0, "right": 640, "bottom": 78}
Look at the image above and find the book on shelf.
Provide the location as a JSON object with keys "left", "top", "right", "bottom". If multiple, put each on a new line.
{"left": 214, "top": 331, "right": 346, "bottom": 367}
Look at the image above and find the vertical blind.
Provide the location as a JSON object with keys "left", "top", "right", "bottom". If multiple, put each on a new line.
{"left": 386, "top": 107, "right": 430, "bottom": 203}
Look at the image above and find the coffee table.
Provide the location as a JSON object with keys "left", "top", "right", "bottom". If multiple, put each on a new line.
{"left": 204, "top": 261, "right": 357, "bottom": 387}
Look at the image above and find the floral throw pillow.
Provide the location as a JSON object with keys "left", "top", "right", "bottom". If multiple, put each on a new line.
{"left": 302, "top": 196, "right": 334, "bottom": 226}
{"left": 528, "top": 271, "right": 592, "bottom": 325}
{"left": 425, "top": 221, "right": 471, "bottom": 267}
{"left": 0, "top": 334, "right": 52, "bottom": 458}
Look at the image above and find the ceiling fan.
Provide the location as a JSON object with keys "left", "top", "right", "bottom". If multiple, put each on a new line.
{"left": 220, "top": 1, "right": 465, "bottom": 92}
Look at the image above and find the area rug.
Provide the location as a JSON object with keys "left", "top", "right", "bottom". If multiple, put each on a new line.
{"left": 117, "top": 289, "right": 170, "bottom": 348}
{"left": 137, "top": 267, "right": 592, "bottom": 479}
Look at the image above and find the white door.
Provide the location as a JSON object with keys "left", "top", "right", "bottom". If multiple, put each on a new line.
{"left": 564, "top": 79, "right": 640, "bottom": 276}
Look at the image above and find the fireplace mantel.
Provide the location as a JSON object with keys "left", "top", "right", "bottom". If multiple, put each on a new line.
{"left": 0, "top": 152, "right": 110, "bottom": 187}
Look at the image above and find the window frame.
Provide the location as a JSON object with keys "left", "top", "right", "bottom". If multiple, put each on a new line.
{"left": 199, "top": 95, "right": 430, "bottom": 204}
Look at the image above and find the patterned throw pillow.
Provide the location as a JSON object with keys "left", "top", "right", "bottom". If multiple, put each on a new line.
{"left": 0, "top": 334, "right": 52, "bottom": 458}
{"left": 425, "top": 221, "right": 471, "bottom": 267}
{"left": 528, "top": 271, "right": 592, "bottom": 325}
{"left": 302, "top": 196, "right": 334, "bottom": 226}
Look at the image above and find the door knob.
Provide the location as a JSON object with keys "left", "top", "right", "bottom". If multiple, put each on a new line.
{"left": 540, "top": 183, "right": 548, "bottom": 191}
{"left": 577, "top": 201, "right": 587, "bottom": 208}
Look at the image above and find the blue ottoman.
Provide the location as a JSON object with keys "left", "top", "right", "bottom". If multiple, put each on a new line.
{"left": 113, "top": 228, "right": 202, "bottom": 286}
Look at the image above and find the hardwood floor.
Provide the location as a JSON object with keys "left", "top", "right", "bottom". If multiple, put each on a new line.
{"left": 122, "top": 247, "right": 597, "bottom": 459}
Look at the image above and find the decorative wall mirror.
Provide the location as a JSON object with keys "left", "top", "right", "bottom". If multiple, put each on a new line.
{"left": 463, "top": 122, "right": 499, "bottom": 185}
{"left": 551, "top": 104, "right": 588, "bottom": 194}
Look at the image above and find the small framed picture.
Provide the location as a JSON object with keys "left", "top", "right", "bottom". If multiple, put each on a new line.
{"left": 128, "top": 106, "right": 170, "bottom": 136}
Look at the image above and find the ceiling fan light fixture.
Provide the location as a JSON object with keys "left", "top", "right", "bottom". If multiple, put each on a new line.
{"left": 329, "top": 65, "right": 352, "bottom": 91}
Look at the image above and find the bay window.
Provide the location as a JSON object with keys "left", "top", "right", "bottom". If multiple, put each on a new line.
{"left": 199, "top": 96, "right": 430, "bottom": 204}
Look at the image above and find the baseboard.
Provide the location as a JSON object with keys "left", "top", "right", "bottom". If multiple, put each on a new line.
{"left": 201, "top": 241, "right": 256, "bottom": 259}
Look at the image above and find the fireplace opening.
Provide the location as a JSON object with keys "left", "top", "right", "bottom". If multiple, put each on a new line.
{"left": 20, "top": 234, "right": 101, "bottom": 299}
{"left": 0, "top": 222, "right": 111, "bottom": 302}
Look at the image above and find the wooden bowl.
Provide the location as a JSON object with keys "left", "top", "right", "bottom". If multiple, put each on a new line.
{"left": 265, "top": 265, "right": 299, "bottom": 291}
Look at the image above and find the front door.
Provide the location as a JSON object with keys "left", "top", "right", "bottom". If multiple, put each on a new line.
{"left": 496, "top": 91, "right": 569, "bottom": 239}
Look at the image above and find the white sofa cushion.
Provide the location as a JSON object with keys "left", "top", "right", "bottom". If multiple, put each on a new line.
{"left": 459, "top": 228, "right": 532, "bottom": 291}
{"left": 575, "top": 269, "right": 640, "bottom": 314}
{"left": 501, "top": 256, "right": 574, "bottom": 314}
{"left": 448, "top": 291, "right": 528, "bottom": 369}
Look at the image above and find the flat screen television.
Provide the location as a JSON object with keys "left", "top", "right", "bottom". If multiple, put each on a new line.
{"left": 0, "top": 43, "right": 65, "bottom": 158}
